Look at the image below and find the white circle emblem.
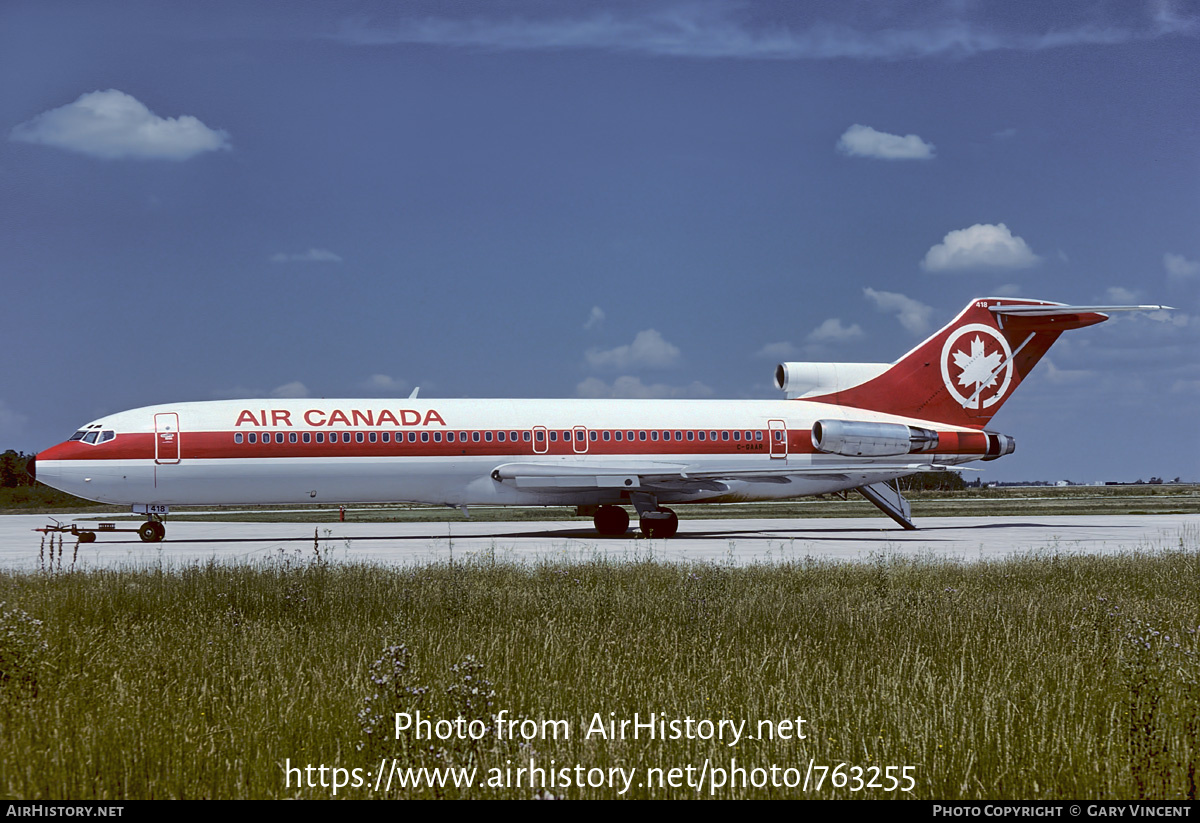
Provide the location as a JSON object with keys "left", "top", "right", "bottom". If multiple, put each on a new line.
{"left": 940, "top": 324, "right": 1014, "bottom": 409}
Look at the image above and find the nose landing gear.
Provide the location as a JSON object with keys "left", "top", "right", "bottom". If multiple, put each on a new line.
{"left": 137, "top": 519, "right": 166, "bottom": 542}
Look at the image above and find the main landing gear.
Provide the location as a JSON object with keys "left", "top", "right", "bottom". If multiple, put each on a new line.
{"left": 590, "top": 495, "right": 679, "bottom": 539}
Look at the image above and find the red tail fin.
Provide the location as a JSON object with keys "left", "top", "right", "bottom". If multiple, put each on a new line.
{"left": 804, "top": 298, "right": 1113, "bottom": 428}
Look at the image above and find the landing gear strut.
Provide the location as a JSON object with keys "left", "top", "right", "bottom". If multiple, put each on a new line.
{"left": 593, "top": 505, "right": 630, "bottom": 536}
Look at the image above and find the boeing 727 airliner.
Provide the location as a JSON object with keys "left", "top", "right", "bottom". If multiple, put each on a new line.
{"left": 31, "top": 298, "right": 1166, "bottom": 541}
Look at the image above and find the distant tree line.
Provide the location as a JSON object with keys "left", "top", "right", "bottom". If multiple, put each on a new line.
{"left": 1, "top": 450, "right": 35, "bottom": 488}
{"left": 897, "top": 472, "right": 967, "bottom": 492}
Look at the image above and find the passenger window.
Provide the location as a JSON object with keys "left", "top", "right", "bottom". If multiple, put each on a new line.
{"left": 698, "top": 431, "right": 706, "bottom": 441}
{"left": 733, "top": 431, "right": 740, "bottom": 441}
{"left": 523, "top": 431, "right": 531, "bottom": 442}
{"left": 369, "top": 432, "right": 377, "bottom": 443}
{"left": 661, "top": 431, "right": 670, "bottom": 441}
{"left": 272, "top": 432, "right": 280, "bottom": 444}
{"left": 722, "top": 431, "right": 729, "bottom": 441}
{"left": 472, "top": 432, "right": 480, "bottom": 442}
{"left": 421, "top": 432, "right": 429, "bottom": 443}
{"left": 248, "top": 433, "right": 257, "bottom": 444}
{"left": 589, "top": 431, "right": 597, "bottom": 441}
{"left": 755, "top": 431, "right": 763, "bottom": 441}
{"left": 290, "top": 432, "right": 298, "bottom": 443}
{"left": 316, "top": 432, "right": 324, "bottom": 444}
{"left": 485, "top": 431, "right": 493, "bottom": 442}
{"left": 408, "top": 432, "right": 417, "bottom": 443}
{"left": 686, "top": 431, "right": 694, "bottom": 441}
{"left": 446, "top": 432, "right": 455, "bottom": 443}
{"left": 650, "top": 431, "right": 658, "bottom": 441}
{"left": 549, "top": 431, "right": 557, "bottom": 442}
{"left": 355, "top": 432, "right": 364, "bottom": 443}
{"left": 434, "top": 432, "right": 442, "bottom": 442}
{"left": 381, "top": 432, "right": 389, "bottom": 443}
{"left": 497, "top": 431, "right": 506, "bottom": 442}
{"left": 235, "top": 433, "right": 244, "bottom": 444}
{"left": 303, "top": 432, "right": 311, "bottom": 443}
{"left": 602, "top": 431, "right": 610, "bottom": 441}
{"left": 511, "top": 431, "right": 519, "bottom": 441}
{"left": 639, "top": 431, "right": 646, "bottom": 441}
{"left": 614, "top": 431, "right": 622, "bottom": 442}
{"left": 774, "top": 430, "right": 783, "bottom": 441}
{"left": 535, "top": 431, "right": 543, "bottom": 442}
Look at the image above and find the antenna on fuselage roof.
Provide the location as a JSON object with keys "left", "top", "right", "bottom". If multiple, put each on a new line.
{"left": 408, "top": 387, "right": 419, "bottom": 399}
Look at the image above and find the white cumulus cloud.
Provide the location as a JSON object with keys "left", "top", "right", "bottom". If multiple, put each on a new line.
{"left": 836, "top": 124, "right": 934, "bottom": 160}
{"left": 863, "top": 288, "right": 934, "bottom": 336}
{"left": 921, "top": 223, "right": 1040, "bottom": 271}
{"left": 270, "top": 382, "right": 310, "bottom": 399}
{"left": 361, "top": 374, "right": 411, "bottom": 394}
{"left": 1104, "top": 286, "right": 1141, "bottom": 304}
{"left": 755, "top": 341, "right": 801, "bottom": 360}
{"left": 575, "top": 376, "right": 712, "bottom": 399}
{"left": 270, "top": 249, "right": 343, "bottom": 264}
{"left": 583, "top": 306, "right": 605, "bottom": 330}
{"left": 1164, "top": 252, "right": 1199, "bottom": 283}
{"left": 585, "top": 329, "right": 681, "bottom": 370}
{"left": 807, "top": 318, "right": 864, "bottom": 343}
{"left": 10, "top": 89, "right": 231, "bottom": 160}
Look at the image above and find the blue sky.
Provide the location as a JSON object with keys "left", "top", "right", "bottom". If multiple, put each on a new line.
{"left": 3, "top": 0, "right": 1197, "bottom": 482}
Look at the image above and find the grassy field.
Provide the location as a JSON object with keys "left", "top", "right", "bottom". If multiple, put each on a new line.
{"left": 2, "top": 539, "right": 1198, "bottom": 799}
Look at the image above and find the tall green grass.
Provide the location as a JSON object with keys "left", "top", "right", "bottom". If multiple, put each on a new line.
{"left": 2, "top": 539, "right": 1198, "bottom": 798}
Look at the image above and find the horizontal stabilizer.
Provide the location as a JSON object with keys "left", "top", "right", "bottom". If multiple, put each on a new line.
{"left": 988, "top": 303, "right": 1171, "bottom": 316}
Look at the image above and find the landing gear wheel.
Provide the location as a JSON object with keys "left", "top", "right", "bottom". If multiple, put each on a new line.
{"left": 78, "top": 532, "right": 96, "bottom": 543}
{"left": 639, "top": 507, "right": 679, "bottom": 539}
{"left": 594, "top": 505, "right": 630, "bottom": 536}
{"left": 138, "top": 521, "right": 166, "bottom": 543}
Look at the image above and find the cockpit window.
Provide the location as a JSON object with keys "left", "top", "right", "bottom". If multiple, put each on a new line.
{"left": 83, "top": 431, "right": 99, "bottom": 444}
{"left": 98, "top": 430, "right": 115, "bottom": 443}
{"left": 69, "top": 430, "right": 87, "bottom": 441}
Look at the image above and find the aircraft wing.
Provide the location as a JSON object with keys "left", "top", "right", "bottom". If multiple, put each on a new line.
{"left": 490, "top": 460, "right": 946, "bottom": 494}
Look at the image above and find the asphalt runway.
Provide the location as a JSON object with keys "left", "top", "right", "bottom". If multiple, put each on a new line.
{"left": 3, "top": 512, "right": 1197, "bottom": 571}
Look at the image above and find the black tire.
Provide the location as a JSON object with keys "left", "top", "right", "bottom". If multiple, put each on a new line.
{"left": 138, "top": 522, "right": 165, "bottom": 543}
{"left": 593, "top": 505, "right": 630, "bottom": 536}
{"left": 639, "top": 508, "right": 678, "bottom": 539}
{"left": 78, "top": 531, "right": 96, "bottom": 544}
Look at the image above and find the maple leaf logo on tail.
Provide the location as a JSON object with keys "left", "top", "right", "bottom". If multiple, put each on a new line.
{"left": 940, "top": 324, "right": 1014, "bottom": 410}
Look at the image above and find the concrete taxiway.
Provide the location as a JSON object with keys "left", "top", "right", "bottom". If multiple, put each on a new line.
{"left": 4, "top": 512, "right": 1197, "bottom": 571}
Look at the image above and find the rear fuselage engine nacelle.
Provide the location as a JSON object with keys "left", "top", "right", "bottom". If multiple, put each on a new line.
{"left": 811, "top": 419, "right": 939, "bottom": 458}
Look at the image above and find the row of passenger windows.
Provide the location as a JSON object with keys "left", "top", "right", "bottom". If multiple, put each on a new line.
{"left": 233, "top": 429, "right": 779, "bottom": 445}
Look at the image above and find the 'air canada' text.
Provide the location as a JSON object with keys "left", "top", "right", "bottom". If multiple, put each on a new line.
{"left": 234, "top": 409, "right": 448, "bottom": 428}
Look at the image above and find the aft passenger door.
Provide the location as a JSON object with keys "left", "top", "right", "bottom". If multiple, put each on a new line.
{"left": 154, "top": 412, "right": 181, "bottom": 464}
{"left": 768, "top": 419, "right": 787, "bottom": 459}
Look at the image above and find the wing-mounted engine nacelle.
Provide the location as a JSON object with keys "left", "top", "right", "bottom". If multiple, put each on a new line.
{"left": 981, "top": 431, "right": 1017, "bottom": 461}
{"left": 774, "top": 362, "right": 890, "bottom": 400}
{"left": 812, "top": 419, "right": 939, "bottom": 457}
